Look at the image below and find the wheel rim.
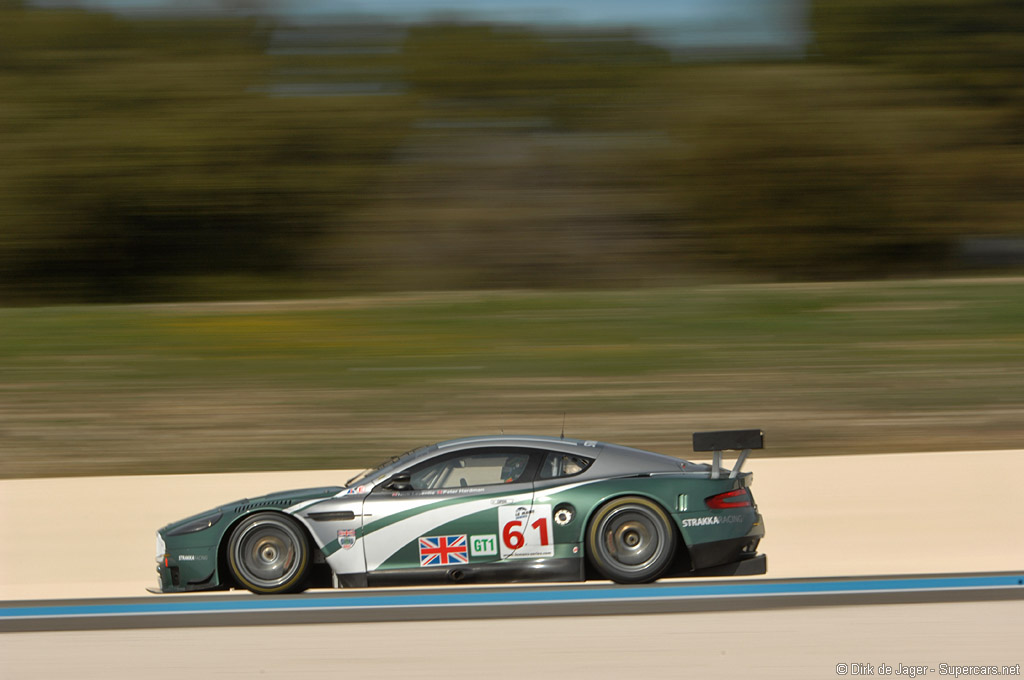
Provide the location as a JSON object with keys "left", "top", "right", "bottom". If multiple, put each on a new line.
{"left": 233, "top": 521, "right": 302, "bottom": 588}
{"left": 597, "top": 506, "right": 666, "bottom": 571}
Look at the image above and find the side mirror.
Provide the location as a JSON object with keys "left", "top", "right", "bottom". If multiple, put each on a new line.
{"left": 386, "top": 472, "right": 413, "bottom": 492}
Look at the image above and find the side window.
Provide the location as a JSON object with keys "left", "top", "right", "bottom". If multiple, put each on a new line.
{"left": 539, "top": 452, "right": 593, "bottom": 480}
{"left": 409, "top": 448, "right": 533, "bottom": 490}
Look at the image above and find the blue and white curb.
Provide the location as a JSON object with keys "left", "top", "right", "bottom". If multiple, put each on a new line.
{"left": 3, "top": 572, "right": 1022, "bottom": 631}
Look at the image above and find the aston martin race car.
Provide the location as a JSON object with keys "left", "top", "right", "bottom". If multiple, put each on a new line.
{"left": 152, "top": 430, "right": 767, "bottom": 594}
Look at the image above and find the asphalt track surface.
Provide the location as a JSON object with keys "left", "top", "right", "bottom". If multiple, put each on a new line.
{"left": 4, "top": 571, "right": 1022, "bottom": 633}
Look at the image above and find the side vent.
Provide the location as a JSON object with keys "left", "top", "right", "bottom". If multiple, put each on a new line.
{"left": 233, "top": 499, "right": 294, "bottom": 514}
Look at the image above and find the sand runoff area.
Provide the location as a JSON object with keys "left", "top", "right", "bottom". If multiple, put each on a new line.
{"left": 2, "top": 449, "right": 1022, "bottom": 600}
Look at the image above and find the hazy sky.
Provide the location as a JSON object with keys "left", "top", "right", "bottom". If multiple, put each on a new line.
{"left": 49, "top": 0, "right": 808, "bottom": 48}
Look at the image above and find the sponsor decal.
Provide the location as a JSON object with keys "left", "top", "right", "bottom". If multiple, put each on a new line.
{"left": 680, "top": 514, "right": 746, "bottom": 528}
{"left": 338, "top": 529, "right": 356, "bottom": 550}
{"left": 176, "top": 554, "right": 208, "bottom": 561}
{"left": 342, "top": 486, "right": 368, "bottom": 495}
{"left": 499, "top": 504, "right": 554, "bottom": 559}
{"left": 418, "top": 535, "right": 469, "bottom": 567}
{"left": 470, "top": 534, "right": 498, "bottom": 556}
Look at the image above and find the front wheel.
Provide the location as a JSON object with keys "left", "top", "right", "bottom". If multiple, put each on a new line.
{"left": 227, "top": 512, "right": 311, "bottom": 594}
{"left": 586, "top": 497, "right": 677, "bottom": 584}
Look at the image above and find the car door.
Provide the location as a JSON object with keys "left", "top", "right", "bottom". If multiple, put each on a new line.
{"left": 360, "top": 446, "right": 543, "bottom": 578}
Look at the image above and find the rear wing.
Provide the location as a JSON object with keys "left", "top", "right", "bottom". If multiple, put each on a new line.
{"left": 692, "top": 429, "right": 764, "bottom": 480}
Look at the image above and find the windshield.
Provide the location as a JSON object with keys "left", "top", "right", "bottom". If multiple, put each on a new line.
{"left": 344, "top": 444, "right": 430, "bottom": 488}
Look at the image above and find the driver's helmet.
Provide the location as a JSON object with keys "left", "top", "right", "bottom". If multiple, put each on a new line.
{"left": 500, "top": 454, "right": 528, "bottom": 483}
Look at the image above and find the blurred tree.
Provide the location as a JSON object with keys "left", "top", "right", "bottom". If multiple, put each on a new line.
{"left": 0, "top": 3, "right": 1022, "bottom": 302}
{"left": 0, "top": 4, "right": 413, "bottom": 302}
{"left": 649, "top": 65, "right": 976, "bottom": 279}
{"left": 813, "top": 0, "right": 1024, "bottom": 251}
{"left": 813, "top": 0, "right": 1024, "bottom": 105}
{"left": 401, "top": 23, "right": 669, "bottom": 129}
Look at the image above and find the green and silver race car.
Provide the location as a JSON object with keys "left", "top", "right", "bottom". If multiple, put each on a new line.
{"left": 152, "top": 430, "right": 767, "bottom": 594}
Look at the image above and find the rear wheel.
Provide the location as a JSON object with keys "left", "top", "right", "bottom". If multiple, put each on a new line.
{"left": 586, "top": 496, "right": 677, "bottom": 584}
{"left": 227, "top": 512, "right": 311, "bottom": 594}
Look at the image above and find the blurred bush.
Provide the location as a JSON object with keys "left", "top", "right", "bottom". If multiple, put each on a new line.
{"left": 0, "top": 0, "right": 1021, "bottom": 303}
{"left": 0, "top": 1, "right": 414, "bottom": 302}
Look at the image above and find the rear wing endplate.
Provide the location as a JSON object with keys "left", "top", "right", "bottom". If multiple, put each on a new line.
{"left": 692, "top": 429, "right": 764, "bottom": 480}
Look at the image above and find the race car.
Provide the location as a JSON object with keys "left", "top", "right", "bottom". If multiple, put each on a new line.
{"left": 151, "top": 430, "right": 766, "bottom": 594}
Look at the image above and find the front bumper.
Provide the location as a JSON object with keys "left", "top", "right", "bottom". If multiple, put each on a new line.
{"left": 151, "top": 533, "right": 222, "bottom": 594}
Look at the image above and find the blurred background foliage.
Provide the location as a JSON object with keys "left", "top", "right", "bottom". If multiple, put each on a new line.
{"left": 1, "top": 0, "right": 1022, "bottom": 303}
{"left": 2, "top": 0, "right": 1024, "bottom": 476}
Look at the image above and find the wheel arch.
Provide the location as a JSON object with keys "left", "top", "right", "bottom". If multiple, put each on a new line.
{"left": 216, "top": 509, "right": 322, "bottom": 591}
{"left": 580, "top": 491, "right": 689, "bottom": 580}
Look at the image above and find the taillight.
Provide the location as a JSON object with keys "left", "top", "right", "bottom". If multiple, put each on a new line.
{"left": 705, "top": 488, "right": 751, "bottom": 509}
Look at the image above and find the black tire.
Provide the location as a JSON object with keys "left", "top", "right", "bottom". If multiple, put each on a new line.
{"left": 226, "top": 512, "right": 311, "bottom": 594}
{"left": 586, "top": 496, "right": 677, "bottom": 584}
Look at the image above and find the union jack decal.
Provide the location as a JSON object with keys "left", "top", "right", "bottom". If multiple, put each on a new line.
{"left": 418, "top": 535, "right": 469, "bottom": 567}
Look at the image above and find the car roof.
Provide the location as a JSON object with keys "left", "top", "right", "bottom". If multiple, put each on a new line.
{"left": 354, "top": 435, "right": 695, "bottom": 488}
{"left": 429, "top": 434, "right": 691, "bottom": 471}
{"left": 434, "top": 434, "right": 603, "bottom": 455}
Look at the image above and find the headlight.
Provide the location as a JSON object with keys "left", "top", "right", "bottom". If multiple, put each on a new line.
{"left": 167, "top": 510, "right": 222, "bottom": 536}
{"left": 153, "top": 528, "right": 165, "bottom": 565}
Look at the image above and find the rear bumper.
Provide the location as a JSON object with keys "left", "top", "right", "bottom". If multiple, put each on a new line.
{"left": 688, "top": 533, "right": 764, "bottom": 572}
{"left": 691, "top": 552, "right": 767, "bottom": 577}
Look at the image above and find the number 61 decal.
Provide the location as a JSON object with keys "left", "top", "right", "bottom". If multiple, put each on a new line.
{"left": 498, "top": 504, "right": 554, "bottom": 559}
